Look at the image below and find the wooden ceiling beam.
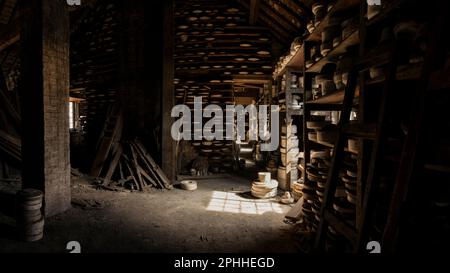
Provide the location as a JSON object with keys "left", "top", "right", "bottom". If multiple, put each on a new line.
{"left": 260, "top": 1, "right": 299, "bottom": 33}
{"left": 272, "top": 0, "right": 308, "bottom": 25}
{"left": 235, "top": 0, "right": 290, "bottom": 44}
{"left": 283, "top": 0, "right": 313, "bottom": 18}
{"left": 264, "top": 1, "right": 303, "bottom": 29}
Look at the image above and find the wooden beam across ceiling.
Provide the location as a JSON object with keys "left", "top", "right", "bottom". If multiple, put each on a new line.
{"left": 282, "top": 0, "right": 313, "bottom": 18}
{"left": 235, "top": 0, "right": 290, "bottom": 44}
{"left": 258, "top": 1, "right": 299, "bottom": 34}
{"left": 262, "top": 0, "right": 302, "bottom": 30}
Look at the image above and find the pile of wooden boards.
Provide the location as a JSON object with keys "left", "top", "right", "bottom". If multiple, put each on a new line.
{"left": 102, "top": 140, "right": 173, "bottom": 191}
{"left": 90, "top": 104, "right": 172, "bottom": 191}
{"left": 0, "top": 129, "right": 21, "bottom": 166}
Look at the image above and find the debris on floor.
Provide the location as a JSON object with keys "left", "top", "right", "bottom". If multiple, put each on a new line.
{"left": 71, "top": 198, "right": 105, "bottom": 210}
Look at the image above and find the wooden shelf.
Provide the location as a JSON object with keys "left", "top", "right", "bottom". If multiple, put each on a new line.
{"left": 309, "top": 138, "right": 334, "bottom": 148}
{"left": 308, "top": 90, "right": 344, "bottom": 105}
{"left": 306, "top": 30, "right": 360, "bottom": 73}
{"left": 306, "top": 0, "right": 360, "bottom": 42}
{"left": 324, "top": 210, "right": 357, "bottom": 245}
{"left": 274, "top": 0, "right": 360, "bottom": 78}
{"left": 233, "top": 74, "right": 272, "bottom": 84}
{"left": 366, "top": 0, "right": 407, "bottom": 28}
{"left": 424, "top": 164, "right": 450, "bottom": 174}
{"left": 308, "top": 138, "right": 357, "bottom": 154}
{"left": 343, "top": 123, "right": 377, "bottom": 140}
{"left": 357, "top": 41, "right": 411, "bottom": 71}
{"left": 288, "top": 108, "right": 303, "bottom": 116}
{"left": 306, "top": 85, "right": 360, "bottom": 105}
{"left": 366, "top": 63, "right": 423, "bottom": 85}
{"left": 286, "top": 48, "right": 303, "bottom": 69}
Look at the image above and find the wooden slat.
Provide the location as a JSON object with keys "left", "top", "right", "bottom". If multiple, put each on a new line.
{"left": 129, "top": 144, "right": 145, "bottom": 190}
{"left": 90, "top": 108, "right": 123, "bottom": 177}
{"left": 123, "top": 157, "right": 140, "bottom": 191}
{"left": 102, "top": 144, "right": 123, "bottom": 185}
{"left": 137, "top": 165, "right": 158, "bottom": 188}
{"left": 0, "top": 17, "right": 20, "bottom": 51}
{"left": 130, "top": 142, "right": 166, "bottom": 189}
{"left": 324, "top": 210, "right": 357, "bottom": 245}
{"left": 136, "top": 140, "right": 172, "bottom": 188}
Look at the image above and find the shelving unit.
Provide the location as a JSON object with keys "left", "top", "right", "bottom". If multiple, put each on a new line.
{"left": 273, "top": 0, "right": 360, "bottom": 78}
{"left": 306, "top": 30, "right": 360, "bottom": 73}
{"left": 273, "top": 67, "right": 304, "bottom": 191}
{"left": 306, "top": 85, "right": 359, "bottom": 105}
{"left": 272, "top": 0, "right": 448, "bottom": 253}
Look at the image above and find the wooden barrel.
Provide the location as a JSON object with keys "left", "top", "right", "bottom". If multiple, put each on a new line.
{"left": 19, "top": 217, "right": 45, "bottom": 242}
{"left": 16, "top": 189, "right": 44, "bottom": 242}
{"left": 17, "top": 209, "right": 42, "bottom": 224}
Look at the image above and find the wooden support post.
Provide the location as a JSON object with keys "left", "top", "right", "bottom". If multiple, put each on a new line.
{"left": 161, "top": 0, "right": 176, "bottom": 182}
{"left": 103, "top": 144, "right": 123, "bottom": 185}
{"left": 20, "top": 0, "right": 71, "bottom": 217}
{"left": 249, "top": 0, "right": 260, "bottom": 25}
{"left": 119, "top": 0, "right": 145, "bottom": 139}
{"left": 356, "top": 0, "right": 369, "bottom": 231}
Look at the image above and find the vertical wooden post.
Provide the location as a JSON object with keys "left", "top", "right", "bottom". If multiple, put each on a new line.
{"left": 249, "top": 0, "right": 260, "bottom": 25}
{"left": 161, "top": 0, "right": 176, "bottom": 182}
{"left": 20, "top": 0, "right": 71, "bottom": 216}
{"left": 356, "top": 0, "right": 369, "bottom": 232}
{"left": 119, "top": 0, "right": 145, "bottom": 139}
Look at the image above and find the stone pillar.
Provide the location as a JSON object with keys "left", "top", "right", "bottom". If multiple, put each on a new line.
{"left": 20, "top": 0, "right": 71, "bottom": 217}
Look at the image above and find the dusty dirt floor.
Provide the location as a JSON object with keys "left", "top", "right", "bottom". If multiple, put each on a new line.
{"left": 0, "top": 175, "right": 298, "bottom": 253}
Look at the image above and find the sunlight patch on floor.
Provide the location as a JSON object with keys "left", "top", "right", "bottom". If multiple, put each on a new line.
{"left": 206, "top": 191, "right": 284, "bottom": 215}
